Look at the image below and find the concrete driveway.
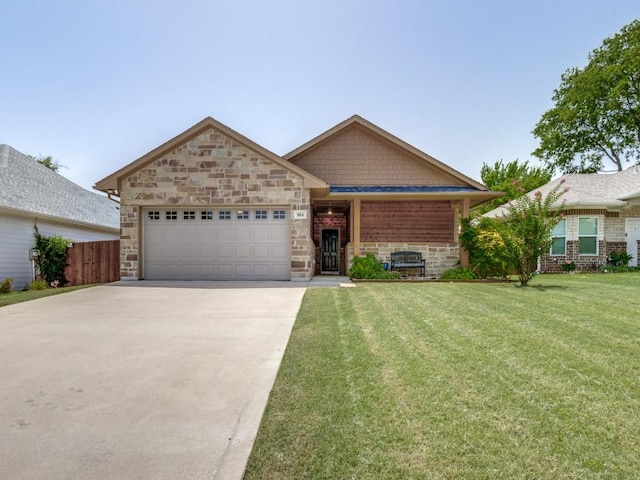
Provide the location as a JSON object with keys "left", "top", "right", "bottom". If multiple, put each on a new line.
{"left": 0, "top": 281, "right": 307, "bottom": 479}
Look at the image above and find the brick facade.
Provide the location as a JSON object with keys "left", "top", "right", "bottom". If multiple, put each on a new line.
{"left": 314, "top": 214, "right": 348, "bottom": 274}
{"left": 539, "top": 204, "right": 640, "bottom": 272}
{"left": 118, "top": 127, "right": 313, "bottom": 280}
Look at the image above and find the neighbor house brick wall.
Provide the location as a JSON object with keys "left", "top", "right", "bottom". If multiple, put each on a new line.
{"left": 290, "top": 126, "right": 464, "bottom": 186}
{"left": 346, "top": 242, "right": 459, "bottom": 278}
{"left": 539, "top": 205, "right": 640, "bottom": 272}
{"left": 119, "top": 127, "right": 313, "bottom": 280}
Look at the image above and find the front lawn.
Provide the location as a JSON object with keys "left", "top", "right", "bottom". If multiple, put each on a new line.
{"left": 245, "top": 274, "right": 640, "bottom": 479}
{"left": 0, "top": 284, "right": 95, "bottom": 307}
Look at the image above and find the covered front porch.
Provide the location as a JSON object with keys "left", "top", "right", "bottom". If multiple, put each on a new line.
{"left": 311, "top": 189, "right": 480, "bottom": 278}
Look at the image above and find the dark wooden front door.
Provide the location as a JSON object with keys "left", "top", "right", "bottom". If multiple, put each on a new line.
{"left": 321, "top": 229, "right": 339, "bottom": 273}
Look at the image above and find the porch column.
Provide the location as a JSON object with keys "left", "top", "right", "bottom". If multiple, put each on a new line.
{"left": 459, "top": 198, "right": 470, "bottom": 268}
{"left": 352, "top": 198, "right": 361, "bottom": 256}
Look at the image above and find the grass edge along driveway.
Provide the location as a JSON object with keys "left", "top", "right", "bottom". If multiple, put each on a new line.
{"left": 245, "top": 274, "right": 640, "bottom": 479}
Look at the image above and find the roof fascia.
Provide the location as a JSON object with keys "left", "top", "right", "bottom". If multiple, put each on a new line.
{"left": 0, "top": 206, "right": 120, "bottom": 234}
{"left": 316, "top": 190, "right": 503, "bottom": 207}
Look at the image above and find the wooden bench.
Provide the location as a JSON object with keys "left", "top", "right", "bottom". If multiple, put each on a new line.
{"left": 390, "top": 251, "right": 425, "bottom": 277}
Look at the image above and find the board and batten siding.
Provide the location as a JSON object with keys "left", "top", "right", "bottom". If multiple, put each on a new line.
{"left": 360, "top": 201, "right": 455, "bottom": 243}
{"left": 0, "top": 212, "right": 119, "bottom": 289}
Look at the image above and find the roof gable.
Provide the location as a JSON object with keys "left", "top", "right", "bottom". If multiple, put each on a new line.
{"left": 0, "top": 145, "right": 120, "bottom": 230}
{"left": 95, "top": 117, "right": 327, "bottom": 192}
{"left": 284, "top": 115, "right": 489, "bottom": 190}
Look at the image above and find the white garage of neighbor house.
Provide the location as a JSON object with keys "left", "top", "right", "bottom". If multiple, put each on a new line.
{"left": 0, "top": 145, "right": 120, "bottom": 289}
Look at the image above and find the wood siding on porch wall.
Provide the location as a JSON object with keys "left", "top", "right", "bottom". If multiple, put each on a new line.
{"left": 360, "top": 201, "right": 454, "bottom": 243}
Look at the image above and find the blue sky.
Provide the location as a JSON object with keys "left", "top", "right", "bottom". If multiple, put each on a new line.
{"left": 1, "top": 1, "right": 638, "bottom": 191}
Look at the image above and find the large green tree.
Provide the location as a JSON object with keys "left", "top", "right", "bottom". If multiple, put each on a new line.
{"left": 476, "top": 159, "right": 552, "bottom": 214}
{"left": 533, "top": 19, "right": 640, "bottom": 173}
{"left": 30, "top": 154, "right": 65, "bottom": 173}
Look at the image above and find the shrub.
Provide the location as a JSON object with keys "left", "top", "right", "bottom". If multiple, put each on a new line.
{"left": 349, "top": 254, "right": 400, "bottom": 279}
{"left": 33, "top": 226, "right": 71, "bottom": 286}
{"left": 0, "top": 277, "right": 13, "bottom": 294}
{"left": 561, "top": 260, "right": 576, "bottom": 272}
{"left": 440, "top": 268, "right": 477, "bottom": 280}
{"left": 28, "top": 279, "right": 49, "bottom": 291}
{"left": 609, "top": 251, "right": 633, "bottom": 267}
{"left": 460, "top": 217, "right": 513, "bottom": 278}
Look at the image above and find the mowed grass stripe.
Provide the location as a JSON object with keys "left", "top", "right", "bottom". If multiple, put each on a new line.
{"left": 245, "top": 274, "right": 640, "bottom": 479}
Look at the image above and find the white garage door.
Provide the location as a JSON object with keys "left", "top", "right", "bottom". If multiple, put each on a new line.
{"left": 143, "top": 208, "right": 290, "bottom": 280}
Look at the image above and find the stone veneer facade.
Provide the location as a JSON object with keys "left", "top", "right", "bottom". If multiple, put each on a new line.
{"left": 346, "top": 242, "right": 460, "bottom": 278}
{"left": 118, "top": 127, "right": 314, "bottom": 280}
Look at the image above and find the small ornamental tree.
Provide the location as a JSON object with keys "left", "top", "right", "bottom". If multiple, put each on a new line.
{"left": 498, "top": 181, "right": 567, "bottom": 286}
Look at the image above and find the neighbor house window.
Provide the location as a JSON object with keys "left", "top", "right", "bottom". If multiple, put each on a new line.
{"left": 183, "top": 211, "right": 196, "bottom": 220}
{"left": 579, "top": 218, "right": 598, "bottom": 255}
{"left": 255, "top": 210, "right": 268, "bottom": 220}
{"left": 273, "top": 210, "right": 286, "bottom": 220}
{"left": 165, "top": 211, "right": 177, "bottom": 220}
{"left": 219, "top": 211, "right": 231, "bottom": 220}
{"left": 551, "top": 218, "right": 566, "bottom": 255}
{"left": 201, "top": 210, "right": 214, "bottom": 220}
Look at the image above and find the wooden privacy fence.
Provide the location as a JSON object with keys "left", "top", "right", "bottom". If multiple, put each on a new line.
{"left": 64, "top": 240, "right": 120, "bottom": 286}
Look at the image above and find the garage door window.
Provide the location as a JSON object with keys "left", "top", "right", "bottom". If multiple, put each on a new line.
{"left": 148, "top": 211, "right": 160, "bottom": 220}
{"left": 255, "top": 210, "right": 268, "bottom": 220}
{"left": 201, "top": 210, "right": 214, "bottom": 220}
{"left": 183, "top": 211, "right": 196, "bottom": 220}
{"left": 166, "top": 211, "right": 177, "bottom": 220}
{"left": 237, "top": 210, "right": 249, "bottom": 220}
{"left": 274, "top": 210, "right": 286, "bottom": 220}
{"left": 219, "top": 211, "right": 231, "bottom": 220}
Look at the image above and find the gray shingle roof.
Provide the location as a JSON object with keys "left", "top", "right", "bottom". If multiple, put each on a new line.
{"left": 0, "top": 144, "right": 120, "bottom": 230}
{"left": 485, "top": 166, "right": 640, "bottom": 218}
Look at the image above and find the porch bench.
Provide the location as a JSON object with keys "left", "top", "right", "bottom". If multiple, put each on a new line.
{"left": 390, "top": 251, "right": 425, "bottom": 277}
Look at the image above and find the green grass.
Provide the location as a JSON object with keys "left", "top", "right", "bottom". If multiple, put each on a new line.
{"left": 0, "top": 284, "right": 96, "bottom": 307}
{"left": 245, "top": 274, "right": 640, "bottom": 479}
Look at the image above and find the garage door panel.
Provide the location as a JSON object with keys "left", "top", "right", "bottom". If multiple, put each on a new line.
{"left": 144, "top": 208, "right": 291, "bottom": 280}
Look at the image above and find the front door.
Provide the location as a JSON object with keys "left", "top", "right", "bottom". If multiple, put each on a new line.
{"left": 321, "top": 229, "right": 340, "bottom": 273}
{"left": 626, "top": 218, "right": 640, "bottom": 267}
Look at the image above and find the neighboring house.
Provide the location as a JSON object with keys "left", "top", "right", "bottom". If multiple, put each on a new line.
{"left": 94, "top": 115, "right": 500, "bottom": 281}
{"left": 485, "top": 167, "right": 640, "bottom": 271}
{"left": 0, "top": 145, "right": 121, "bottom": 288}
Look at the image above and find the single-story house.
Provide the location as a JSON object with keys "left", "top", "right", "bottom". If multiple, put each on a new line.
{"left": 0, "top": 144, "right": 120, "bottom": 289}
{"left": 94, "top": 115, "right": 501, "bottom": 281}
{"left": 485, "top": 166, "right": 640, "bottom": 270}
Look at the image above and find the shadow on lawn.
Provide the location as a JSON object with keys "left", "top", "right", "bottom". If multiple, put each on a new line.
{"left": 524, "top": 284, "right": 570, "bottom": 291}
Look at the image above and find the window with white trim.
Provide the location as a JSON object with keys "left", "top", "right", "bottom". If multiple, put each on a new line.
{"left": 273, "top": 210, "right": 286, "bottom": 220}
{"left": 219, "top": 211, "right": 231, "bottom": 220}
{"left": 165, "top": 211, "right": 177, "bottom": 220}
{"left": 579, "top": 218, "right": 598, "bottom": 255}
{"left": 550, "top": 218, "right": 566, "bottom": 255}
{"left": 147, "top": 211, "right": 160, "bottom": 220}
